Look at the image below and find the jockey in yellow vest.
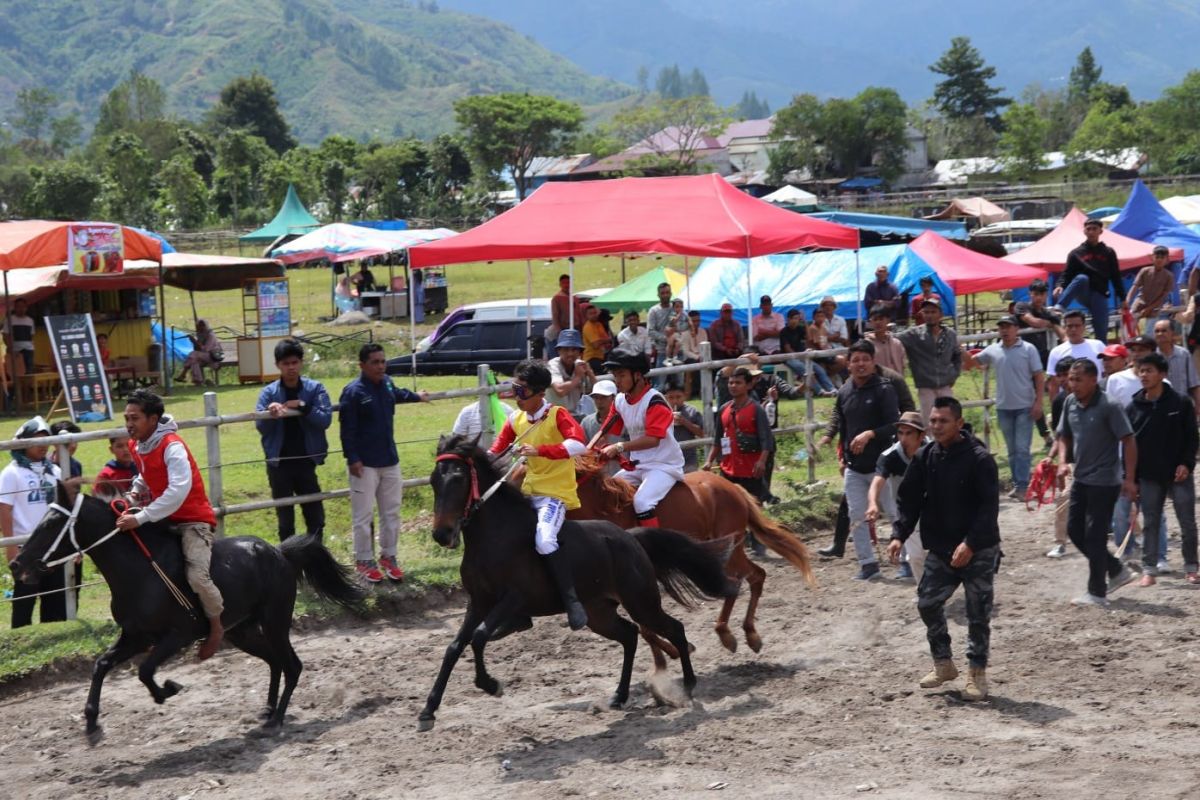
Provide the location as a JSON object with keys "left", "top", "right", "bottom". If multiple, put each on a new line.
{"left": 488, "top": 359, "right": 589, "bottom": 630}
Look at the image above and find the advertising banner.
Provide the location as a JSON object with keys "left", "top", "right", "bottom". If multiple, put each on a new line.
{"left": 44, "top": 314, "right": 113, "bottom": 422}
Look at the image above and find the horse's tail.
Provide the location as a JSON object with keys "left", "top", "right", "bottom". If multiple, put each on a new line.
{"left": 634, "top": 528, "right": 740, "bottom": 610}
{"left": 280, "top": 534, "right": 369, "bottom": 613}
{"left": 738, "top": 485, "right": 816, "bottom": 587}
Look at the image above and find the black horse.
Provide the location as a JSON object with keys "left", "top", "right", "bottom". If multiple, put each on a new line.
{"left": 418, "top": 434, "right": 738, "bottom": 732}
{"left": 9, "top": 484, "right": 366, "bottom": 735}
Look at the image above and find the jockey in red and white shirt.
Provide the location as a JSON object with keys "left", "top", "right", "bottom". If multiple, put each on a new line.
{"left": 598, "top": 350, "right": 685, "bottom": 526}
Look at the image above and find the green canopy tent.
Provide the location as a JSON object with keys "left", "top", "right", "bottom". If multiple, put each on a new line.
{"left": 239, "top": 184, "right": 321, "bottom": 247}
{"left": 588, "top": 265, "right": 688, "bottom": 316}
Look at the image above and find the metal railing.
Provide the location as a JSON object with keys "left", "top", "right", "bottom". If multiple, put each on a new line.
{"left": 0, "top": 332, "right": 1016, "bottom": 620}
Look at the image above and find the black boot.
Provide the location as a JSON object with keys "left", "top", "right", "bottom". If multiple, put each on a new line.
{"left": 545, "top": 550, "right": 588, "bottom": 630}
{"left": 818, "top": 496, "right": 850, "bottom": 558}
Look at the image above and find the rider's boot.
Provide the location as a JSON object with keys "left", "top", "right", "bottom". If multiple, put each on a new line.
{"left": 197, "top": 616, "right": 224, "bottom": 660}
{"left": 818, "top": 496, "right": 850, "bottom": 558}
{"left": 636, "top": 511, "right": 661, "bottom": 528}
{"left": 544, "top": 549, "right": 588, "bottom": 630}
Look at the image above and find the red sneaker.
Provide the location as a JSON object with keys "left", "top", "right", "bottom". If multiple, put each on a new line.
{"left": 355, "top": 560, "right": 383, "bottom": 583}
{"left": 378, "top": 555, "right": 405, "bottom": 582}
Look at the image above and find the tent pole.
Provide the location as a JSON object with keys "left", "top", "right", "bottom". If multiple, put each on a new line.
{"left": 3, "top": 271, "right": 14, "bottom": 414}
{"left": 159, "top": 258, "right": 171, "bottom": 396}
{"left": 189, "top": 289, "right": 198, "bottom": 328}
{"left": 568, "top": 256, "right": 575, "bottom": 330}
{"left": 855, "top": 249, "right": 863, "bottom": 339}
{"left": 684, "top": 256, "right": 691, "bottom": 309}
{"left": 621, "top": 255, "right": 626, "bottom": 284}
{"left": 526, "top": 260, "right": 533, "bottom": 358}
{"left": 408, "top": 260, "right": 417, "bottom": 387}
{"left": 746, "top": 258, "right": 753, "bottom": 350}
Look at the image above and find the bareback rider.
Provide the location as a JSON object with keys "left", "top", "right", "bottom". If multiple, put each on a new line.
{"left": 115, "top": 389, "right": 224, "bottom": 659}
{"left": 488, "top": 359, "right": 590, "bottom": 629}
{"left": 597, "top": 350, "right": 686, "bottom": 527}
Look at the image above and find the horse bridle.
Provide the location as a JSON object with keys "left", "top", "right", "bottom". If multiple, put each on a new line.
{"left": 39, "top": 492, "right": 121, "bottom": 569}
{"left": 435, "top": 452, "right": 528, "bottom": 526}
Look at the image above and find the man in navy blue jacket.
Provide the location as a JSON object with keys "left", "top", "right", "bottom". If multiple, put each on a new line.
{"left": 339, "top": 343, "right": 429, "bottom": 583}
{"left": 256, "top": 339, "right": 333, "bottom": 542}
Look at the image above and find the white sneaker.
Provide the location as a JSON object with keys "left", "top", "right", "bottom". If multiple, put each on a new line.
{"left": 1071, "top": 593, "right": 1110, "bottom": 607}
{"left": 1156, "top": 559, "right": 1172, "bottom": 574}
{"left": 1107, "top": 566, "right": 1137, "bottom": 594}
{"left": 1046, "top": 544, "right": 1067, "bottom": 559}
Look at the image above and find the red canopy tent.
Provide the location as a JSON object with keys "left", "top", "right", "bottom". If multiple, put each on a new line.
{"left": 408, "top": 173, "right": 859, "bottom": 268}
{"left": 1004, "top": 208, "right": 1183, "bottom": 272}
{"left": 907, "top": 231, "right": 1047, "bottom": 294}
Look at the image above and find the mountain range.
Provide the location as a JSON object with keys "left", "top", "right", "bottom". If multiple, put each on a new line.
{"left": 0, "top": 0, "right": 631, "bottom": 143}
{"left": 439, "top": 0, "right": 1200, "bottom": 108}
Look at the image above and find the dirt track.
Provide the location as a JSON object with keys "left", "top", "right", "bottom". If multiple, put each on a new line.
{"left": 2, "top": 498, "right": 1199, "bottom": 799}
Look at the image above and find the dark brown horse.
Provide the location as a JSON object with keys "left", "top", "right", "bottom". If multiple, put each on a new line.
{"left": 571, "top": 458, "right": 815, "bottom": 655}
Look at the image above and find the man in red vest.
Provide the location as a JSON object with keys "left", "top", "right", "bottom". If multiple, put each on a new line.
{"left": 115, "top": 389, "right": 224, "bottom": 660}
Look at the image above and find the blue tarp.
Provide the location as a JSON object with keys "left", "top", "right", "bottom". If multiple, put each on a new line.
{"left": 1110, "top": 180, "right": 1200, "bottom": 292}
{"left": 152, "top": 322, "right": 192, "bottom": 363}
{"left": 131, "top": 228, "right": 176, "bottom": 254}
{"left": 808, "top": 211, "right": 968, "bottom": 240}
{"left": 688, "top": 245, "right": 955, "bottom": 326}
{"left": 839, "top": 177, "right": 883, "bottom": 190}
{"left": 1087, "top": 206, "right": 1123, "bottom": 219}
{"left": 350, "top": 220, "right": 409, "bottom": 231}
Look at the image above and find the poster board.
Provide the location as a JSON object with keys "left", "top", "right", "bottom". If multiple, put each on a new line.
{"left": 67, "top": 224, "right": 125, "bottom": 275}
{"left": 44, "top": 314, "right": 113, "bottom": 422}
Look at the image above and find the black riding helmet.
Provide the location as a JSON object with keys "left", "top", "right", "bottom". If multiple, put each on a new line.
{"left": 602, "top": 349, "right": 650, "bottom": 375}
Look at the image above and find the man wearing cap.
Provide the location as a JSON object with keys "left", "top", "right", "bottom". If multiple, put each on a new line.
{"left": 819, "top": 296, "right": 850, "bottom": 347}
{"left": 1100, "top": 343, "right": 1140, "bottom": 407}
{"left": 647, "top": 281, "right": 676, "bottom": 384}
{"left": 752, "top": 295, "right": 786, "bottom": 355}
{"left": 708, "top": 303, "right": 746, "bottom": 361}
{"left": 963, "top": 316, "right": 1044, "bottom": 498}
{"left": 899, "top": 298, "right": 961, "bottom": 423}
{"left": 818, "top": 340, "right": 900, "bottom": 580}
{"left": 2, "top": 417, "right": 65, "bottom": 628}
{"left": 910, "top": 277, "right": 941, "bottom": 326}
{"left": 580, "top": 379, "right": 625, "bottom": 476}
{"left": 867, "top": 411, "right": 928, "bottom": 581}
{"left": 1014, "top": 278, "right": 1064, "bottom": 366}
{"left": 1153, "top": 318, "right": 1200, "bottom": 414}
{"left": 1127, "top": 245, "right": 1177, "bottom": 328}
{"left": 864, "top": 265, "right": 901, "bottom": 322}
{"left": 865, "top": 304, "right": 906, "bottom": 375}
{"left": 548, "top": 328, "right": 594, "bottom": 418}
{"left": 598, "top": 350, "right": 686, "bottom": 527}
{"left": 889, "top": 396, "right": 1000, "bottom": 701}
{"left": 1054, "top": 217, "right": 1126, "bottom": 342}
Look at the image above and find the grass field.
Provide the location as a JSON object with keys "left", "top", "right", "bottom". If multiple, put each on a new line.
{"left": 0, "top": 255, "right": 1012, "bottom": 682}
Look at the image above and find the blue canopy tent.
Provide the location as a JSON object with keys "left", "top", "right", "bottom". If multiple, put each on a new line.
{"left": 808, "top": 211, "right": 968, "bottom": 240}
{"left": 839, "top": 177, "right": 884, "bottom": 190}
{"left": 1109, "top": 180, "right": 1200, "bottom": 297}
{"left": 687, "top": 245, "right": 955, "bottom": 327}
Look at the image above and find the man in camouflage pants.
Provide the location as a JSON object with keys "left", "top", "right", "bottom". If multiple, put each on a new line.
{"left": 889, "top": 396, "right": 1001, "bottom": 701}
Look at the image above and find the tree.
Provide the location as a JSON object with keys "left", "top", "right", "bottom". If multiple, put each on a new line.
{"left": 1068, "top": 47, "right": 1102, "bottom": 105}
{"left": 1020, "top": 84, "right": 1079, "bottom": 150}
{"left": 997, "top": 103, "right": 1048, "bottom": 180}
{"left": 25, "top": 162, "right": 102, "bottom": 220}
{"left": 156, "top": 154, "right": 210, "bottom": 229}
{"left": 316, "top": 136, "right": 360, "bottom": 220}
{"left": 736, "top": 91, "right": 771, "bottom": 120}
{"left": 610, "top": 95, "right": 732, "bottom": 176}
{"left": 356, "top": 139, "right": 429, "bottom": 218}
{"left": 929, "top": 36, "right": 1011, "bottom": 128}
{"left": 636, "top": 65, "right": 650, "bottom": 95}
{"left": 213, "top": 130, "right": 275, "bottom": 224}
{"left": 100, "top": 133, "right": 157, "bottom": 226}
{"left": 454, "top": 93, "right": 583, "bottom": 200}
{"left": 9, "top": 88, "right": 56, "bottom": 142}
{"left": 1066, "top": 100, "right": 1145, "bottom": 173}
{"left": 655, "top": 65, "right": 684, "bottom": 99}
{"left": 1143, "top": 71, "right": 1200, "bottom": 173}
{"left": 210, "top": 74, "right": 296, "bottom": 154}
{"left": 95, "top": 70, "right": 168, "bottom": 138}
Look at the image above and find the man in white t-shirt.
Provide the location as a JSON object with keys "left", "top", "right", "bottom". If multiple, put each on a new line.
{"left": 2, "top": 417, "right": 64, "bottom": 628}
{"left": 451, "top": 391, "right": 514, "bottom": 440}
{"left": 819, "top": 296, "right": 850, "bottom": 347}
{"left": 1046, "top": 310, "right": 1105, "bottom": 393}
{"left": 1100, "top": 343, "right": 1141, "bottom": 410}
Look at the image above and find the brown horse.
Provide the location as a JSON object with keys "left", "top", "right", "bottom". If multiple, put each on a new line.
{"left": 571, "top": 457, "right": 815, "bottom": 655}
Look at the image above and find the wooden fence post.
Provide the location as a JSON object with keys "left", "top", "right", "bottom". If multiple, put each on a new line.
{"left": 477, "top": 364, "right": 494, "bottom": 449}
{"left": 699, "top": 341, "right": 715, "bottom": 439}
{"left": 204, "top": 391, "right": 224, "bottom": 537}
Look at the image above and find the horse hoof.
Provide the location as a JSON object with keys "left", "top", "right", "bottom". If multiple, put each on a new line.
{"left": 608, "top": 693, "right": 627, "bottom": 710}
{"left": 163, "top": 680, "right": 183, "bottom": 699}
{"left": 417, "top": 716, "right": 436, "bottom": 733}
{"left": 85, "top": 723, "right": 104, "bottom": 745}
{"left": 477, "top": 677, "right": 503, "bottom": 697}
{"left": 716, "top": 629, "right": 738, "bottom": 653}
{"left": 745, "top": 633, "right": 763, "bottom": 653}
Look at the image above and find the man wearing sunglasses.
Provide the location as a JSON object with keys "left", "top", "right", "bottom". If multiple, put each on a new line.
{"left": 489, "top": 359, "right": 590, "bottom": 629}
{"left": 598, "top": 350, "right": 686, "bottom": 528}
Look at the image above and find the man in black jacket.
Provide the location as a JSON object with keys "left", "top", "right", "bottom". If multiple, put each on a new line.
{"left": 1053, "top": 217, "right": 1127, "bottom": 342}
{"left": 889, "top": 396, "right": 1000, "bottom": 702}
{"left": 820, "top": 340, "right": 899, "bottom": 580}
{"left": 1127, "top": 353, "right": 1200, "bottom": 586}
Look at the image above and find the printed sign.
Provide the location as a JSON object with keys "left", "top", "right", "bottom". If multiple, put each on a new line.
{"left": 67, "top": 224, "right": 124, "bottom": 275}
{"left": 256, "top": 278, "right": 291, "bottom": 337}
{"left": 44, "top": 314, "right": 113, "bottom": 422}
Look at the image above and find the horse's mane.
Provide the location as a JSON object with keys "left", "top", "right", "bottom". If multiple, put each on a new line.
{"left": 574, "top": 453, "right": 635, "bottom": 515}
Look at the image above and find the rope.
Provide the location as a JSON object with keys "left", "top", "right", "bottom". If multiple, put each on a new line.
{"left": 0, "top": 580, "right": 105, "bottom": 603}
